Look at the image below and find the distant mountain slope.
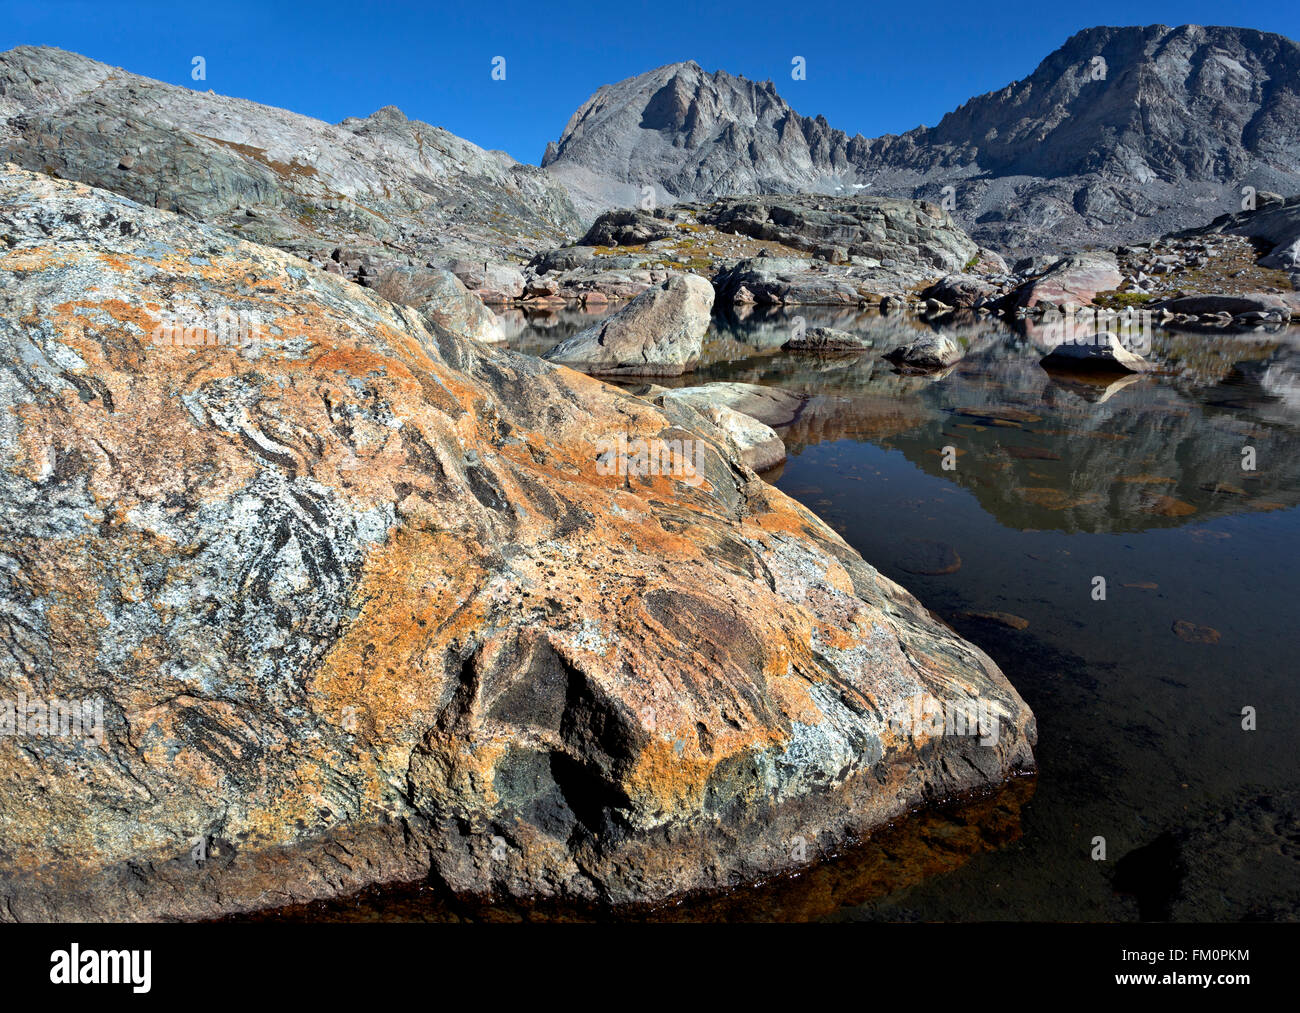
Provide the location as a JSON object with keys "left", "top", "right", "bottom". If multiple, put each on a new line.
{"left": 541, "top": 60, "right": 864, "bottom": 215}
{"left": 0, "top": 46, "right": 581, "bottom": 265}
{"left": 542, "top": 25, "right": 1300, "bottom": 253}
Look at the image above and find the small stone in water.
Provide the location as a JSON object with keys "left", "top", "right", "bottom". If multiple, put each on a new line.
{"left": 898, "top": 539, "right": 962, "bottom": 575}
{"left": 955, "top": 610, "right": 1030, "bottom": 631}
{"left": 1172, "top": 620, "right": 1221, "bottom": 644}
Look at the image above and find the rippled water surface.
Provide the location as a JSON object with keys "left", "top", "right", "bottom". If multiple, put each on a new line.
{"left": 505, "top": 304, "right": 1300, "bottom": 921}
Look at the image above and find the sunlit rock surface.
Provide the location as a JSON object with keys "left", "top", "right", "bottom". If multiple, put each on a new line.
{"left": 0, "top": 46, "right": 581, "bottom": 267}
{"left": 0, "top": 168, "right": 1035, "bottom": 920}
{"left": 542, "top": 27, "right": 1300, "bottom": 253}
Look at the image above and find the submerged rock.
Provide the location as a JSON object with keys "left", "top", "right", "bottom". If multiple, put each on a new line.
{"left": 1172, "top": 620, "right": 1222, "bottom": 644}
{"left": 955, "top": 611, "right": 1030, "bottom": 631}
{"left": 542, "top": 273, "right": 714, "bottom": 375}
{"left": 0, "top": 167, "right": 1035, "bottom": 919}
{"left": 898, "top": 539, "right": 963, "bottom": 576}
{"left": 1040, "top": 333, "right": 1151, "bottom": 373}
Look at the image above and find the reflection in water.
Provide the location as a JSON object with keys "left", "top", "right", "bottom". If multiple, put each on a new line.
{"left": 504, "top": 308, "right": 1300, "bottom": 921}
{"left": 655, "top": 314, "right": 1300, "bottom": 534}
{"left": 236, "top": 779, "right": 1035, "bottom": 923}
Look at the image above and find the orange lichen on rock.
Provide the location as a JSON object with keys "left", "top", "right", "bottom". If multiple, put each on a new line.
{"left": 0, "top": 167, "right": 1035, "bottom": 920}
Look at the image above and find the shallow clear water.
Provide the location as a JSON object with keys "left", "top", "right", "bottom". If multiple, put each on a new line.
{"left": 506, "top": 305, "right": 1300, "bottom": 921}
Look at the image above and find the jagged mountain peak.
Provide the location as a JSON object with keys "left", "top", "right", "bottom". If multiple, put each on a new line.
{"left": 541, "top": 57, "right": 862, "bottom": 216}
{"left": 542, "top": 24, "right": 1300, "bottom": 252}
{"left": 898, "top": 23, "right": 1300, "bottom": 177}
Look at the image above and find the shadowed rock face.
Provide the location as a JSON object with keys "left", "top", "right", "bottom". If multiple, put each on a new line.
{"left": 0, "top": 46, "right": 581, "bottom": 267}
{"left": 542, "top": 26, "right": 1300, "bottom": 253}
{"left": 0, "top": 168, "right": 1035, "bottom": 920}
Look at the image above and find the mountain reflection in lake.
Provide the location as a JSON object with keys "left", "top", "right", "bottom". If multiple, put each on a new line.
{"left": 505, "top": 304, "right": 1300, "bottom": 921}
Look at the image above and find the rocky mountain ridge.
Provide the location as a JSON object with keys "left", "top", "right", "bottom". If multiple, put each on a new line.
{"left": 542, "top": 25, "right": 1300, "bottom": 253}
{"left": 0, "top": 45, "right": 582, "bottom": 269}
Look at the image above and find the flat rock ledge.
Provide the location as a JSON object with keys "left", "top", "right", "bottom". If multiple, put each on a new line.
{"left": 0, "top": 168, "right": 1035, "bottom": 921}
{"left": 633, "top": 384, "right": 789, "bottom": 471}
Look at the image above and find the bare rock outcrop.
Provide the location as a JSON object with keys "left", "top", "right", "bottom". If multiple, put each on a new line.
{"left": 0, "top": 167, "right": 1038, "bottom": 919}
{"left": 1013, "top": 252, "right": 1124, "bottom": 309}
{"left": 542, "top": 273, "right": 714, "bottom": 375}
{"left": 542, "top": 27, "right": 1300, "bottom": 254}
{"left": 0, "top": 45, "right": 581, "bottom": 270}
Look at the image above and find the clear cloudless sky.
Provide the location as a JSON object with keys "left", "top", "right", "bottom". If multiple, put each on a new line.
{"left": 1, "top": 0, "right": 1295, "bottom": 164}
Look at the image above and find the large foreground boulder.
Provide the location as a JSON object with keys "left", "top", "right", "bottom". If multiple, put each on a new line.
{"left": 0, "top": 167, "right": 1034, "bottom": 920}
{"left": 542, "top": 273, "right": 714, "bottom": 376}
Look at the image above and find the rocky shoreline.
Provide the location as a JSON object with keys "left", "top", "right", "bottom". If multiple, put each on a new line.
{"left": 1, "top": 34, "right": 1298, "bottom": 924}
{"left": 0, "top": 167, "right": 1035, "bottom": 920}
{"left": 445, "top": 194, "right": 1300, "bottom": 339}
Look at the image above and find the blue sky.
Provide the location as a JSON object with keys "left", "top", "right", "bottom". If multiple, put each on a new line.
{"left": 2, "top": 1, "right": 1295, "bottom": 165}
